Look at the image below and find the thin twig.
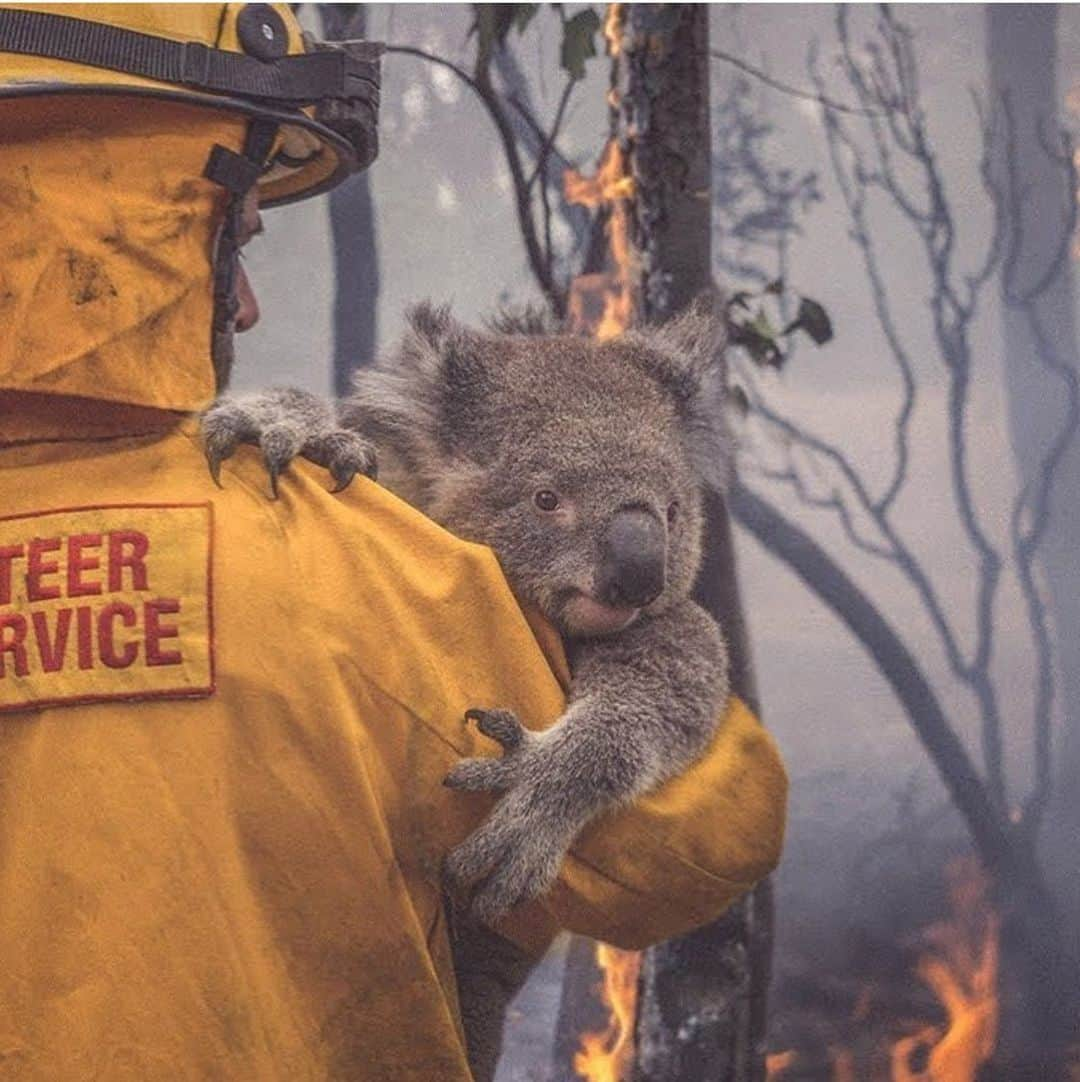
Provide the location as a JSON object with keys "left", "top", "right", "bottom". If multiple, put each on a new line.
{"left": 521, "top": 78, "right": 576, "bottom": 192}
{"left": 384, "top": 42, "right": 567, "bottom": 315}
{"left": 709, "top": 46, "right": 878, "bottom": 118}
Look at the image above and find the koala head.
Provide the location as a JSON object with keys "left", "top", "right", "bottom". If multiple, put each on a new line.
{"left": 345, "top": 301, "right": 731, "bottom": 639}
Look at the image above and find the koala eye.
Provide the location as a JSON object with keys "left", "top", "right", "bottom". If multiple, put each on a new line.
{"left": 667, "top": 501, "right": 680, "bottom": 526}
{"left": 534, "top": 489, "right": 560, "bottom": 512}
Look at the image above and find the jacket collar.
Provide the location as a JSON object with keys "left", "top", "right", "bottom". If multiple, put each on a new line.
{"left": 0, "top": 392, "right": 186, "bottom": 447}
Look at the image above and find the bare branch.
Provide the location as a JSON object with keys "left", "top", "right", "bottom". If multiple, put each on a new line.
{"left": 964, "top": 90, "right": 1007, "bottom": 310}
{"left": 709, "top": 46, "right": 877, "bottom": 118}
{"left": 730, "top": 484, "right": 1014, "bottom": 867}
{"left": 808, "top": 44, "right": 916, "bottom": 517}
{"left": 384, "top": 43, "right": 568, "bottom": 315}
{"left": 746, "top": 395, "right": 974, "bottom": 683}
{"left": 520, "top": 78, "right": 576, "bottom": 192}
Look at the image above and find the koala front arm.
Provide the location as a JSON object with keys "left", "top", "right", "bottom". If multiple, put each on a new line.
{"left": 443, "top": 599, "right": 729, "bottom": 922}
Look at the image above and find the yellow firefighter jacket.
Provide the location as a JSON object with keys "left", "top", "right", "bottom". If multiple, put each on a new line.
{"left": 0, "top": 92, "right": 787, "bottom": 1082}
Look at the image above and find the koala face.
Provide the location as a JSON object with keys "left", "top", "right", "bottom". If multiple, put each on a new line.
{"left": 350, "top": 302, "right": 730, "bottom": 639}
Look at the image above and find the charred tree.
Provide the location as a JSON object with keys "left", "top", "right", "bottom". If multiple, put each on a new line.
{"left": 986, "top": 3, "right": 1080, "bottom": 973}
{"left": 320, "top": 4, "right": 379, "bottom": 387}
{"left": 604, "top": 7, "right": 772, "bottom": 1082}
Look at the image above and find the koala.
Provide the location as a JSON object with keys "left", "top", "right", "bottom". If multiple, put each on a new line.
{"left": 201, "top": 300, "right": 732, "bottom": 1077}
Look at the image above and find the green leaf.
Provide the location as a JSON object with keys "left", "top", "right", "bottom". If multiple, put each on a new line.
{"left": 749, "top": 309, "right": 778, "bottom": 342}
{"left": 783, "top": 297, "right": 833, "bottom": 345}
{"left": 728, "top": 318, "right": 784, "bottom": 369}
{"left": 560, "top": 7, "right": 601, "bottom": 81}
{"left": 469, "top": 5, "right": 537, "bottom": 52}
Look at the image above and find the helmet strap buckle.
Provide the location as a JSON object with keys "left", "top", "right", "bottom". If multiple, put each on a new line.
{"left": 180, "top": 41, "right": 212, "bottom": 88}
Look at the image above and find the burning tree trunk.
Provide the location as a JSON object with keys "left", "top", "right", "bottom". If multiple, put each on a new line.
{"left": 616, "top": 8, "right": 770, "bottom": 1080}
{"left": 554, "top": 7, "right": 774, "bottom": 1081}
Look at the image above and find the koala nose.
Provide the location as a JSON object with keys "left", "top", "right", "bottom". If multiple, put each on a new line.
{"left": 597, "top": 508, "right": 666, "bottom": 609}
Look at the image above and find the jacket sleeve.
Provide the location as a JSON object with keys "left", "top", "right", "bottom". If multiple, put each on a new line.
{"left": 499, "top": 694, "right": 788, "bottom": 954}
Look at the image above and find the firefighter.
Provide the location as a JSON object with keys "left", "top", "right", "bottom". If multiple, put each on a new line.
{"left": 0, "top": 5, "right": 787, "bottom": 1079}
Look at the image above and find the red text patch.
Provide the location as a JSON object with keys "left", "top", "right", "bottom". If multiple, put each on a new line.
{"left": 0, "top": 503, "right": 214, "bottom": 713}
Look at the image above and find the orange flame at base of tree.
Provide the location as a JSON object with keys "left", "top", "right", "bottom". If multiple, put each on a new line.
{"left": 892, "top": 856, "right": 999, "bottom": 1081}
{"left": 767, "top": 856, "right": 1001, "bottom": 1081}
{"left": 573, "top": 944, "right": 642, "bottom": 1082}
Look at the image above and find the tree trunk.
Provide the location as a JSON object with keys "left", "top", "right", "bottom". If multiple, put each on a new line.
{"left": 985, "top": 8, "right": 1080, "bottom": 1073}
{"left": 321, "top": 4, "right": 380, "bottom": 390}
{"left": 613, "top": 7, "right": 773, "bottom": 1080}
{"left": 986, "top": 2, "right": 1080, "bottom": 971}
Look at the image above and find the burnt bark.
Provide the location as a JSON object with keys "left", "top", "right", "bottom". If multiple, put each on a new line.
{"left": 551, "top": 937, "right": 614, "bottom": 1081}
{"left": 986, "top": 3, "right": 1080, "bottom": 974}
{"left": 615, "top": 7, "right": 773, "bottom": 1081}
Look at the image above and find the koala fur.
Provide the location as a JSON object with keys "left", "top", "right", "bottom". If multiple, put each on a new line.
{"left": 201, "top": 299, "right": 732, "bottom": 1079}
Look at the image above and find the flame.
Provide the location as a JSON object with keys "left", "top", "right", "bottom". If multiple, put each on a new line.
{"left": 771, "top": 857, "right": 1001, "bottom": 1081}
{"left": 570, "top": 13, "right": 642, "bottom": 1076}
{"left": 563, "top": 139, "right": 637, "bottom": 340}
{"left": 573, "top": 945, "right": 642, "bottom": 1082}
{"left": 891, "top": 856, "right": 999, "bottom": 1081}
{"left": 765, "top": 1050, "right": 797, "bottom": 1079}
{"left": 563, "top": 3, "right": 637, "bottom": 341}
{"left": 603, "top": 3, "right": 625, "bottom": 56}
{"left": 830, "top": 1046, "right": 857, "bottom": 1082}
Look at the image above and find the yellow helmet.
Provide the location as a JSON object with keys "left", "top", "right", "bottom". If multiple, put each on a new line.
{"left": 0, "top": 3, "right": 381, "bottom": 206}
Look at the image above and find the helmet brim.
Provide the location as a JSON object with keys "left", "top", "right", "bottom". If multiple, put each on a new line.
{"left": 0, "top": 77, "right": 362, "bottom": 207}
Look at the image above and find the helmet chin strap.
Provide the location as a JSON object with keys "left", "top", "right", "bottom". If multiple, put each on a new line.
{"left": 204, "top": 118, "right": 279, "bottom": 390}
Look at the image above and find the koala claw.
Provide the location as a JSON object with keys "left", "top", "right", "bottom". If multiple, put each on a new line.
{"left": 470, "top": 857, "right": 556, "bottom": 924}
{"left": 199, "top": 390, "right": 379, "bottom": 498}
{"left": 443, "top": 757, "right": 512, "bottom": 793}
{"left": 201, "top": 400, "right": 249, "bottom": 488}
{"left": 444, "top": 708, "right": 532, "bottom": 791}
{"left": 207, "top": 448, "right": 227, "bottom": 490}
{"left": 259, "top": 422, "right": 303, "bottom": 499}
{"left": 319, "top": 431, "right": 378, "bottom": 493}
{"left": 465, "top": 707, "right": 525, "bottom": 752}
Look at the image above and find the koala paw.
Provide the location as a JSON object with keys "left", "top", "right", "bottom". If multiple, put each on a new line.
{"left": 443, "top": 709, "right": 530, "bottom": 793}
{"left": 443, "top": 800, "right": 566, "bottom": 924}
{"left": 200, "top": 389, "right": 377, "bottom": 499}
{"left": 443, "top": 709, "right": 573, "bottom": 921}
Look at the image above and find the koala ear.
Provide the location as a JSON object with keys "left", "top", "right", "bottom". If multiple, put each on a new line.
{"left": 346, "top": 301, "right": 495, "bottom": 465}
{"left": 629, "top": 294, "right": 733, "bottom": 492}
{"left": 636, "top": 293, "right": 727, "bottom": 395}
